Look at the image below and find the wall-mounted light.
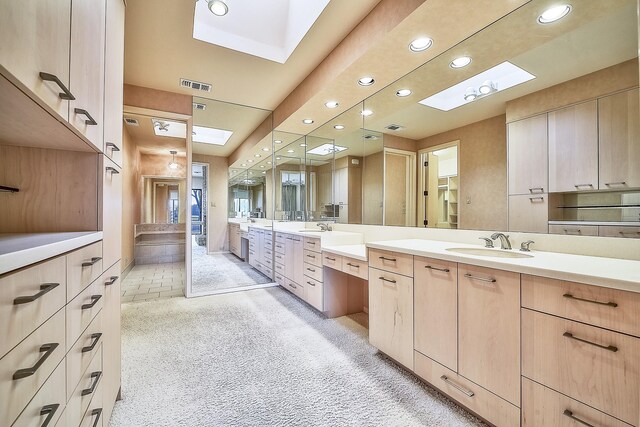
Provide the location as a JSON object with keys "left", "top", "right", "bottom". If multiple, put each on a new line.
{"left": 168, "top": 150, "right": 179, "bottom": 170}
{"left": 207, "top": 0, "right": 228, "bottom": 16}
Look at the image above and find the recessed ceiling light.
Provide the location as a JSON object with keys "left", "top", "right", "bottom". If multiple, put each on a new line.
{"left": 302, "top": 119, "right": 314, "bottom": 124}
{"left": 260, "top": 165, "right": 265, "bottom": 168}
{"left": 274, "top": 140, "right": 282, "bottom": 144}
{"left": 300, "top": 143, "right": 307, "bottom": 147}
{"left": 478, "top": 80, "right": 496, "bottom": 95}
{"left": 276, "top": 157, "right": 281, "bottom": 160}
{"left": 325, "top": 101, "right": 339, "bottom": 108}
{"left": 262, "top": 171, "right": 266, "bottom": 174}
{"left": 450, "top": 56, "right": 472, "bottom": 68}
{"left": 361, "top": 109, "right": 373, "bottom": 117}
{"left": 358, "top": 77, "right": 375, "bottom": 86}
{"left": 409, "top": 37, "right": 433, "bottom": 52}
{"left": 287, "top": 149, "right": 295, "bottom": 153}
{"left": 241, "top": 163, "right": 246, "bottom": 167}
{"left": 538, "top": 4, "right": 571, "bottom": 24}
{"left": 248, "top": 159, "right": 253, "bottom": 163}
{"left": 267, "top": 161, "right": 272, "bottom": 164}
{"left": 207, "top": 0, "right": 228, "bottom": 16}
{"left": 254, "top": 154, "right": 261, "bottom": 158}
{"left": 396, "top": 89, "right": 412, "bottom": 97}
{"left": 464, "top": 88, "right": 478, "bottom": 102}
{"left": 334, "top": 125, "right": 345, "bottom": 130}
{"left": 262, "top": 147, "right": 270, "bottom": 152}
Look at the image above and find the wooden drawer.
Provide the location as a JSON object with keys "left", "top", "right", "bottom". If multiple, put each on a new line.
{"left": 65, "top": 344, "right": 103, "bottom": 427}
{"left": 285, "top": 279, "right": 304, "bottom": 299}
{"left": 522, "top": 377, "right": 632, "bottom": 427}
{"left": 0, "top": 256, "right": 66, "bottom": 358}
{"left": 66, "top": 276, "right": 103, "bottom": 352}
{"left": 67, "top": 242, "right": 103, "bottom": 302}
{"left": 0, "top": 309, "right": 65, "bottom": 427}
{"left": 274, "top": 252, "right": 285, "bottom": 265}
{"left": 368, "top": 248, "right": 413, "bottom": 277}
{"left": 263, "top": 256, "right": 273, "bottom": 269}
{"left": 322, "top": 253, "right": 342, "bottom": 271}
{"left": 414, "top": 351, "right": 520, "bottom": 427}
{"left": 12, "top": 358, "right": 66, "bottom": 427}
{"left": 67, "top": 310, "right": 103, "bottom": 400}
{"left": 303, "top": 262, "right": 323, "bottom": 282}
{"left": 304, "top": 277, "right": 323, "bottom": 311}
{"left": 275, "top": 233, "right": 287, "bottom": 245}
{"left": 264, "top": 230, "right": 273, "bottom": 240}
{"left": 549, "top": 224, "right": 598, "bottom": 236}
{"left": 341, "top": 257, "right": 368, "bottom": 280}
{"left": 262, "top": 267, "right": 273, "bottom": 280}
{"left": 264, "top": 247, "right": 273, "bottom": 258}
{"left": 274, "top": 262, "right": 285, "bottom": 276}
{"left": 599, "top": 226, "right": 640, "bottom": 238}
{"left": 303, "top": 249, "right": 322, "bottom": 267}
{"left": 303, "top": 237, "right": 321, "bottom": 253}
{"left": 274, "top": 272, "right": 285, "bottom": 287}
{"left": 522, "top": 275, "right": 640, "bottom": 337}
{"left": 80, "top": 377, "right": 104, "bottom": 427}
{"left": 274, "top": 241, "right": 285, "bottom": 254}
{"left": 522, "top": 308, "right": 639, "bottom": 425}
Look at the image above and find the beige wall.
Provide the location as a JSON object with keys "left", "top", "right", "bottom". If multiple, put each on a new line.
{"left": 363, "top": 151, "right": 383, "bottom": 224}
{"left": 121, "top": 127, "right": 141, "bottom": 272}
{"left": 192, "top": 154, "right": 229, "bottom": 252}
{"left": 418, "top": 115, "right": 508, "bottom": 231}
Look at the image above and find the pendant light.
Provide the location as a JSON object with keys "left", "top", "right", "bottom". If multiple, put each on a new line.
{"left": 168, "top": 150, "right": 179, "bottom": 170}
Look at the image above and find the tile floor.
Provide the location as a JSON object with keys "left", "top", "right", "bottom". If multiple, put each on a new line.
{"left": 120, "top": 262, "right": 185, "bottom": 302}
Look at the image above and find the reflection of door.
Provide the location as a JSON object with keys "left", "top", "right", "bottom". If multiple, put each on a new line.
{"left": 419, "top": 141, "right": 460, "bottom": 228}
{"left": 384, "top": 149, "right": 416, "bottom": 226}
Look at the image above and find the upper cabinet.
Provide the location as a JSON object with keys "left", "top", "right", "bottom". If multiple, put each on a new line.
{"left": 508, "top": 114, "right": 548, "bottom": 195}
{"left": 598, "top": 88, "right": 640, "bottom": 190}
{"left": 104, "top": 0, "right": 126, "bottom": 166}
{"left": 548, "top": 101, "right": 599, "bottom": 192}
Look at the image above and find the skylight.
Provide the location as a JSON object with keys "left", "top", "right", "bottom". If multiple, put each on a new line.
{"left": 193, "top": 0, "right": 330, "bottom": 64}
{"left": 307, "top": 143, "right": 348, "bottom": 156}
{"left": 192, "top": 125, "right": 233, "bottom": 145}
{"left": 152, "top": 119, "right": 187, "bottom": 138}
{"left": 418, "top": 62, "right": 536, "bottom": 111}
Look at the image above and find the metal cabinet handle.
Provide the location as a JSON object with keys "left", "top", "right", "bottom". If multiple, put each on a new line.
{"left": 564, "top": 229, "right": 582, "bottom": 235}
{"left": 106, "top": 166, "right": 119, "bottom": 174}
{"left": 105, "top": 276, "right": 119, "bottom": 286}
{"left": 574, "top": 184, "right": 593, "bottom": 189}
{"left": 563, "top": 293, "right": 617, "bottom": 308}
{"left": 105, "top": 142, "right": 120, "bottom": 151}
{"left": 40, "top": 403, "right": 60, "bottom": 427}
{"left": 440, "top": 375, "right": 474, "bottom": 397}
{"left": 39, "top": 72, "right": 75, "bottom": 100}
{"left": 74, "top": 108, "right": 98, "bottom": 125}
{"left": 288, "top": 283, "right": 297, "bottom": 290}
{"left": 306, "top": 254, "right": 316, "bottom": 258}
{"left": 619, "top": 230, "right": 640, "bottom": 237}
{"left": 604, "top": 181, "right": 626, "bottom": 187}
{"left": 346, "top": 263, "right": 359, "bottom": 269}
{"left": 563, "top": 410, "right": 595, "bottom": 427}
{"left": 82, "top": 295, "right": 102, "bottom": 310}
{"left": 308, "top": 241, "right": 316, "bottom": 245}
{"left": 563, "top": 332, "right": 618, "bottom": 352}
{"left": 13, "top": 283, "right": 59, "bottom": 305}
{"left": 379, "top": 276, "right": 396, "bottom": 284}
{"left": 13, "top": 343, "right": 59, "bottom": 380}
{"left": 325, "top": 257, "right": 336, "bottom": 261}
{"left": 464, "top": 273, "right": 496, "bottom": 283}
{"left": 425, "top": 265, "right": 449, "bottom": 272}
{"left": 91, "top": 408, "right": 103, "bottom": 427}
{"left": 378, "top": 256, "right": 397, "bottom": 262}
{"left": 306, "top": 267, "right": 316, "bottom": 272}
{"left": 307, "top": 281, "right": 315, "bottom": 287}
{"left": 81, "top": 371, "right": 102, "bottom": 396}
{"left": 82, "top": 333, "right": 102, "bottom": 353}
{"left": 528, "top": 187, "right": 544, "bottom": 193}
{"left": 529, "top": 196, "right": 544, "bottom": 202}
{"left": 82, "top": 257, "right": 102, "bottom": 267}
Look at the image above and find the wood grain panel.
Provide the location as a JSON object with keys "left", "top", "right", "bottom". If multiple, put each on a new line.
{"left": 508, "top": 194, "right": 548, "bottom": 233}
{"left": 368, "top": 248, "right": 413, "bottom": 277}
{"left": 103, "top": 0, "right": 125, "bottom": 166}
{"left": 507, "top": 114, "right": 547, "bottom": 195}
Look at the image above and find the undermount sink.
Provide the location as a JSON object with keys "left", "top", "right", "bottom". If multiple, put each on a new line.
{"left": 446, "top": 247, "right": 533, "bottom": 259}
{"left": 298, "top": 229, "right": 324, "bottom": 233}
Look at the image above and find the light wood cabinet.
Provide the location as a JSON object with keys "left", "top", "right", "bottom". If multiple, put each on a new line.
{"left": 548, "top": 224, "right": 598, "bottom": 236}
{"left": 228, "top": 224, "right": 241, "bottom": 257}
{"left": 508, "top": 114, "right": 548, "bottom": 195}
{"left": 508, "top": 194, "right": 548, "bottom": 233}
{"left": 368, "top": 248, "right": 413, "bottom": 277}
{"left": 598, "top": 88, "right": 640, "bottom": 190}
{"left": 414, "top": 257, "right": 458, "bottom": 371}
{"left": 65, "top": 344, "right": 103, "bottom": 427}
{"left": 599, "top": 225, "right": 640, "bottom": 238}
{"left": 548, "top": 101, "right": 599, "bottom": 192}
{"left": 458, "top": 264, "right": 520, "bottom": 406}
{"left": 102, "top": 261, "right": 121, "bottom": 423}
{"left": 66, "top": 311, "right": 102, "bottom": 400}
{"left": 102, "top": 157, "right": 122, "bottom": 270}
{"left": 103, "top": 0, "right": 125, "bottom": 166}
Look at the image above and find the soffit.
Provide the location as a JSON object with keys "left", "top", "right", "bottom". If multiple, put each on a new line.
{"left": 122, "top": 112, "right": 187, "bottom": 156}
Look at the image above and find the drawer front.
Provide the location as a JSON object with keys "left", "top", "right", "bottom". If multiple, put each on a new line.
{"left": 274, "top": 241, "right": 285, "bottom": 254}
{"left": 264, "top": 247, "right": 273, "bottom": 258}
{"left": 522, "top": 377, "right": 631, "bottom": 427}
{"left": 549, "top": 224, "right": 599, "bottom": 236}
{"left": 522, "top": 308, "right": 639, "bottom": 425}
{"left": 414, "top": 351, "right": 520, "bottom": 427}
{"left": 368, "top": 248, "right": 413, "bottom": 277}
{"left": 274, "top": 262, "right": 285, "bottom": 276}
{"left": 80, "top": 379, "right": 104, "bottom": 427}
{"left": 0, "top": 309, "right": 65, "bottom": 427}
{"left": 303, "top": 262, "right": 323, "bottom": 282}
{"left": 341, "top": 257, "right": 369, "bottom": 280}
{"left": 101, "top": 157, "right": 122, "bottom": 270}
{"left": 303, "top": 249, "right": 322, "bottom": 267}
{"left": 12, "top": 358, "right": 66, "bottom": 427}
{"left": 285, "top": 279, "right": 304, "bottom": 299}
{"left": 275, "top": 233, "right": 287, "bottom": 245}
{"left": 303, "top": 237, "right": 320, "bottom": 253}
{"left": 261, "top": 267, "right": 273, "bottom": 280}
{"left": 0, "top": 256, "right": 66, "bottom": 358}
{"left": 264, "top": 231, "right": 273, "bottom": 240}
{"left": 67, "top": 310, "right": 103, "bottom": 401}
{"left": 522, "top": 274, "right": 640, "bottom": 337}
{"left": 304, "top": 277, "right": 323, "bottom": 311}
{"left": 67, "top": 242, "right": 103, "bottom": 302}
{"left": 322, "top": 253, "right": 342, "bottom": 271}
{"left": 274, "top": 252, "right": 285, "bottom": 265}
{"left": 599, "top": 226, "right": 640, "bottom": 239}
{"left": 274, "top": 272, "right": 285, "bottom": 287}
{"left": 66, "top": 344, "right": 103, "bottom": 427}
{"left": 263, "top": 256, "right": 273, "bottom": 269}
{"left": 66, "top": 277, "right": 103, "bottom": 352}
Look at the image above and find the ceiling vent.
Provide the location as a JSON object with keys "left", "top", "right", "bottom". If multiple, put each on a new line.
{"left": 193, "top": 102, "right": 207, "bottom": 111}
{"left": 123, "top": 117, "right": 139, "bottom": 126}
{"left": 180, "top": 78, "right": 212, "bottom": 92}
{"left": 385, "top": 124, "right": 404, "bottom": 131}
{"left": 364, "top": 134, "right": 379, "bottom": 140}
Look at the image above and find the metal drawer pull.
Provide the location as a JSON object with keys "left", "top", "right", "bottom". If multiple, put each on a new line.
{"left": 440, "top": 375, "right": 474, "bottom": 397}
{"left": 378, "top": 256, "right": 397, "bottom": 262}
{"left": 563, "top": 332, "right": 618, "bottom": 352}
{"left": 574, "top": 184, "right": 593, "bottom": 188}
{"left": 307, "top": 267, "right": 316, "bottom": 272}
{"left": 464, "top": 273, "right": 496, "bottom": 283}
{"left": 82, "top": 257, "right": 102, "bottom": 267}
{"left": 288, "top": 283, "right": 297, "bottom": 290}
{"left": 564, "top": 229, "right": 582, "bottom": 235}
{"left": 379, "top": 276, "right": 396, "bottom": 284}
{"left": 74, "top": 108, "right": 98, "bottom": 125}
{"left": 308, "top": 241, "right": 316, "bottom": 245}
{"left": 82, "top": 295, "right": 102, "bottom": 310}
{"left": 529, "top": 196, "right": 544, "bottom": 202}
{"left": 306, "top": 254, "right": 316, "bottom": 258}
{"left": 307, "top": 281, "right": 315, "bottom": 287}
{"left": 91, "top": 408, "right": 103, "bottom": 427}
{"left": 528, "top": 187, "right": 544, "bottom": 193}
{"left": 563, "top": 293, "right": 617, "bottom": 308}
{"left": 40, "top": 403, "right": 60, "bottom": 427}
{"left": 346, "top": 263, "right": 359, "bottom": 269}
{"left": 425, "top": 265, "right": 450, "bottom": 273}
{"left": 105, "top": 275, "right": 119, "bottom": 286}
{"left": 619, "top": 231, "right": 640, "bottom": 236}
{"left": 325, "top": 257, "right": 336, "bottom": 261}
{"left": 106, "top": 166, "right": 120, "bottom": 174}
{"left": 563, "top": 410, "right": 595, "bottom": 427}
{"left": 13, "top": 343, "right": 59, "bottom": 380}
{"left": 604, "top": 181, "right": 626, "bottom": 187}
{"left": 13, "top": 283, "right": 60, "bottom": 305}
{"left": 82, "top": 333, "right": 103, "bottom": 353}
{"left": 39, "top": 72, "right": 75, "bottom": 100}
{"left": 81, "top": 371, "right": 102, "bottom": 396}
{"left": 105, "top": 142, "right": 120, "bottom": 151}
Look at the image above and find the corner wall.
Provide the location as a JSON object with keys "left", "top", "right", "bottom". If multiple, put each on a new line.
{"left": 121, "top": 126, "right": 141, "bottom": 273}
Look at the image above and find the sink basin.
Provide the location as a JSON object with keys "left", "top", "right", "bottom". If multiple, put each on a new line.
{"left": 446, "top": 247, "right": 533, "bottom": 259}
{"left": 297, "top": 230, "right": 324, "bottom": 233}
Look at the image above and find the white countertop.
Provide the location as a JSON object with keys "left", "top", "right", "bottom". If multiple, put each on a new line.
{"left": 548, "top": 221, "right": 640, "bottom": 227}
{"left": 322, "top": 244, "right": 367, "bottom": 261}
{"left": 0, "top": 232, "right": 103, "bottom": 275}
{"left": 367, "top": 239, "right": 640, "bottom": 293}
{"left": 273, "top": 229, "right": 364, "bottom": 246}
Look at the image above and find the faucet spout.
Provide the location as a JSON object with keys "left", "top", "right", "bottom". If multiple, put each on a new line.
{"left": 491, "top": 233, "right": 512, "bottom": 250}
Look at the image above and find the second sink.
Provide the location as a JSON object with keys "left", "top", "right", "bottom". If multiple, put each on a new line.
{"left": 446, "top": 247, "right": 533, "bottom": 259}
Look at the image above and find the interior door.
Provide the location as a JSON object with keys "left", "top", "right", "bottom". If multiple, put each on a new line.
{"left": 384, "top": 152, "right": 408, "bottom": 226}
{"left": 427, "top": 153, "right": 439, "bottom": 228}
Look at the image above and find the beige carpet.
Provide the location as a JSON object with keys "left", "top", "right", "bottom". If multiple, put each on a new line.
{"left": 109, "top": 287, "right": 485, "bottom": 427}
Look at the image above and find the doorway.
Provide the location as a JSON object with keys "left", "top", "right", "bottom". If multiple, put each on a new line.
{"left": 383, "top": 148, "right": 416, "bottom": 226}
{"left": 191, "top": 163, "right": 208, "bottom": 250}
{"left": 419, "top": 141, "right": 460, "bottom": 228}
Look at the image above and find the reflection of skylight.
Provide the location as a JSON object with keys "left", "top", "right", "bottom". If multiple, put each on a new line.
{"left": 152, "top": 119, "right": 187, "bottom": 138}
{"left": 419, "top": 62, "right": 536, "bottom": 111}
{"left": 192, "top": 125, "right": 233, "bottom": 145}
{"left": 307, "top": 143, "right": 348, "bottom": 156}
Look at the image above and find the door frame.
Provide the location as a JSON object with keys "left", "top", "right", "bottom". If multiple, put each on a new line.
{"left": 418, "top": 140, "right": 460, "bottom": 227}
{"left": 383, "top": 147, "right": 417, "bottom": 227}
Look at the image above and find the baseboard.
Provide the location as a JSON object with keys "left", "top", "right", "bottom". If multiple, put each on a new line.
{"left": 121, "top": 261, "right": 135, "bottom": 279}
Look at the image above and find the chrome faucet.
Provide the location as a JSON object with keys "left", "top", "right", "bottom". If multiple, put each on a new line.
{"left": 317, "top": 222, "right": 332, "bottom": 232}
{"left": 479, "top": 237, "right": 494, "bottom": 248}
{"left": 520, "top": 240, "right": 535, "bottom": 252}
{"left": 491, "top": 232, "right": 512, "bottom": 250}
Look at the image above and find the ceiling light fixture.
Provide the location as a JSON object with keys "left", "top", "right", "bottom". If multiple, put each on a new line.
{"left": 254, "top": 154, "right": 261, "bottom": 158}
{"left": 302, "top": 119, "right": 314, "bottom": 124}
{"left": 300, "top": 143, "right": 307, "bottom": 147}
{"left": 409, "top": 37, "right": 433, "bottom": 52}
{"left": 207, "top": 0, "right": 228, "bottom": 16}
{"left": 262, "top": 147, "right": 270, "bottom": 152}
{"left": 396, "top": 89, "right": 412, "bottom": 97}
{"left": 334, "top": 125, "right": 345, "bottom": 130}
{"left": 248, "top": 159, "right": 253, "bottom": 163}
{"left": 450, "top": 56, "right": 472, "bottom": 68}
{"left": 155, "top": 121, "right": 169, "bottom": 132}
{"left": 357, "top": 77, "right": 375, "bottom": 86}
{"left": 463, "top": 88, "right": 478, "bottom": 102}
{"left": 287, "top": 149, "right": 295, "bottom": 153}
{"left": 241, "top": 163, "right": 247, "bottom": 167}
{"left": 267, "top": 161, "right": 272, "bottom": 164}
{"left": 538, "top": 4, "right": 571, "bottom": 24}
{"left": 361, "top": 109, "right": 373, "bottom": 117}
{"left": 478, "top": 80, "right": 496, "bottom": 95}
{"left": 260, "top": 165, "right": 265, "bottom": 168}
{"left": 274, "top": 140, "right": 282, "bottom": 144}
{"left": 168, "top": 151, "right": 179, "bottom": 170}
{"left": 325, "top": 101, "right": 339, "bottom": 108}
